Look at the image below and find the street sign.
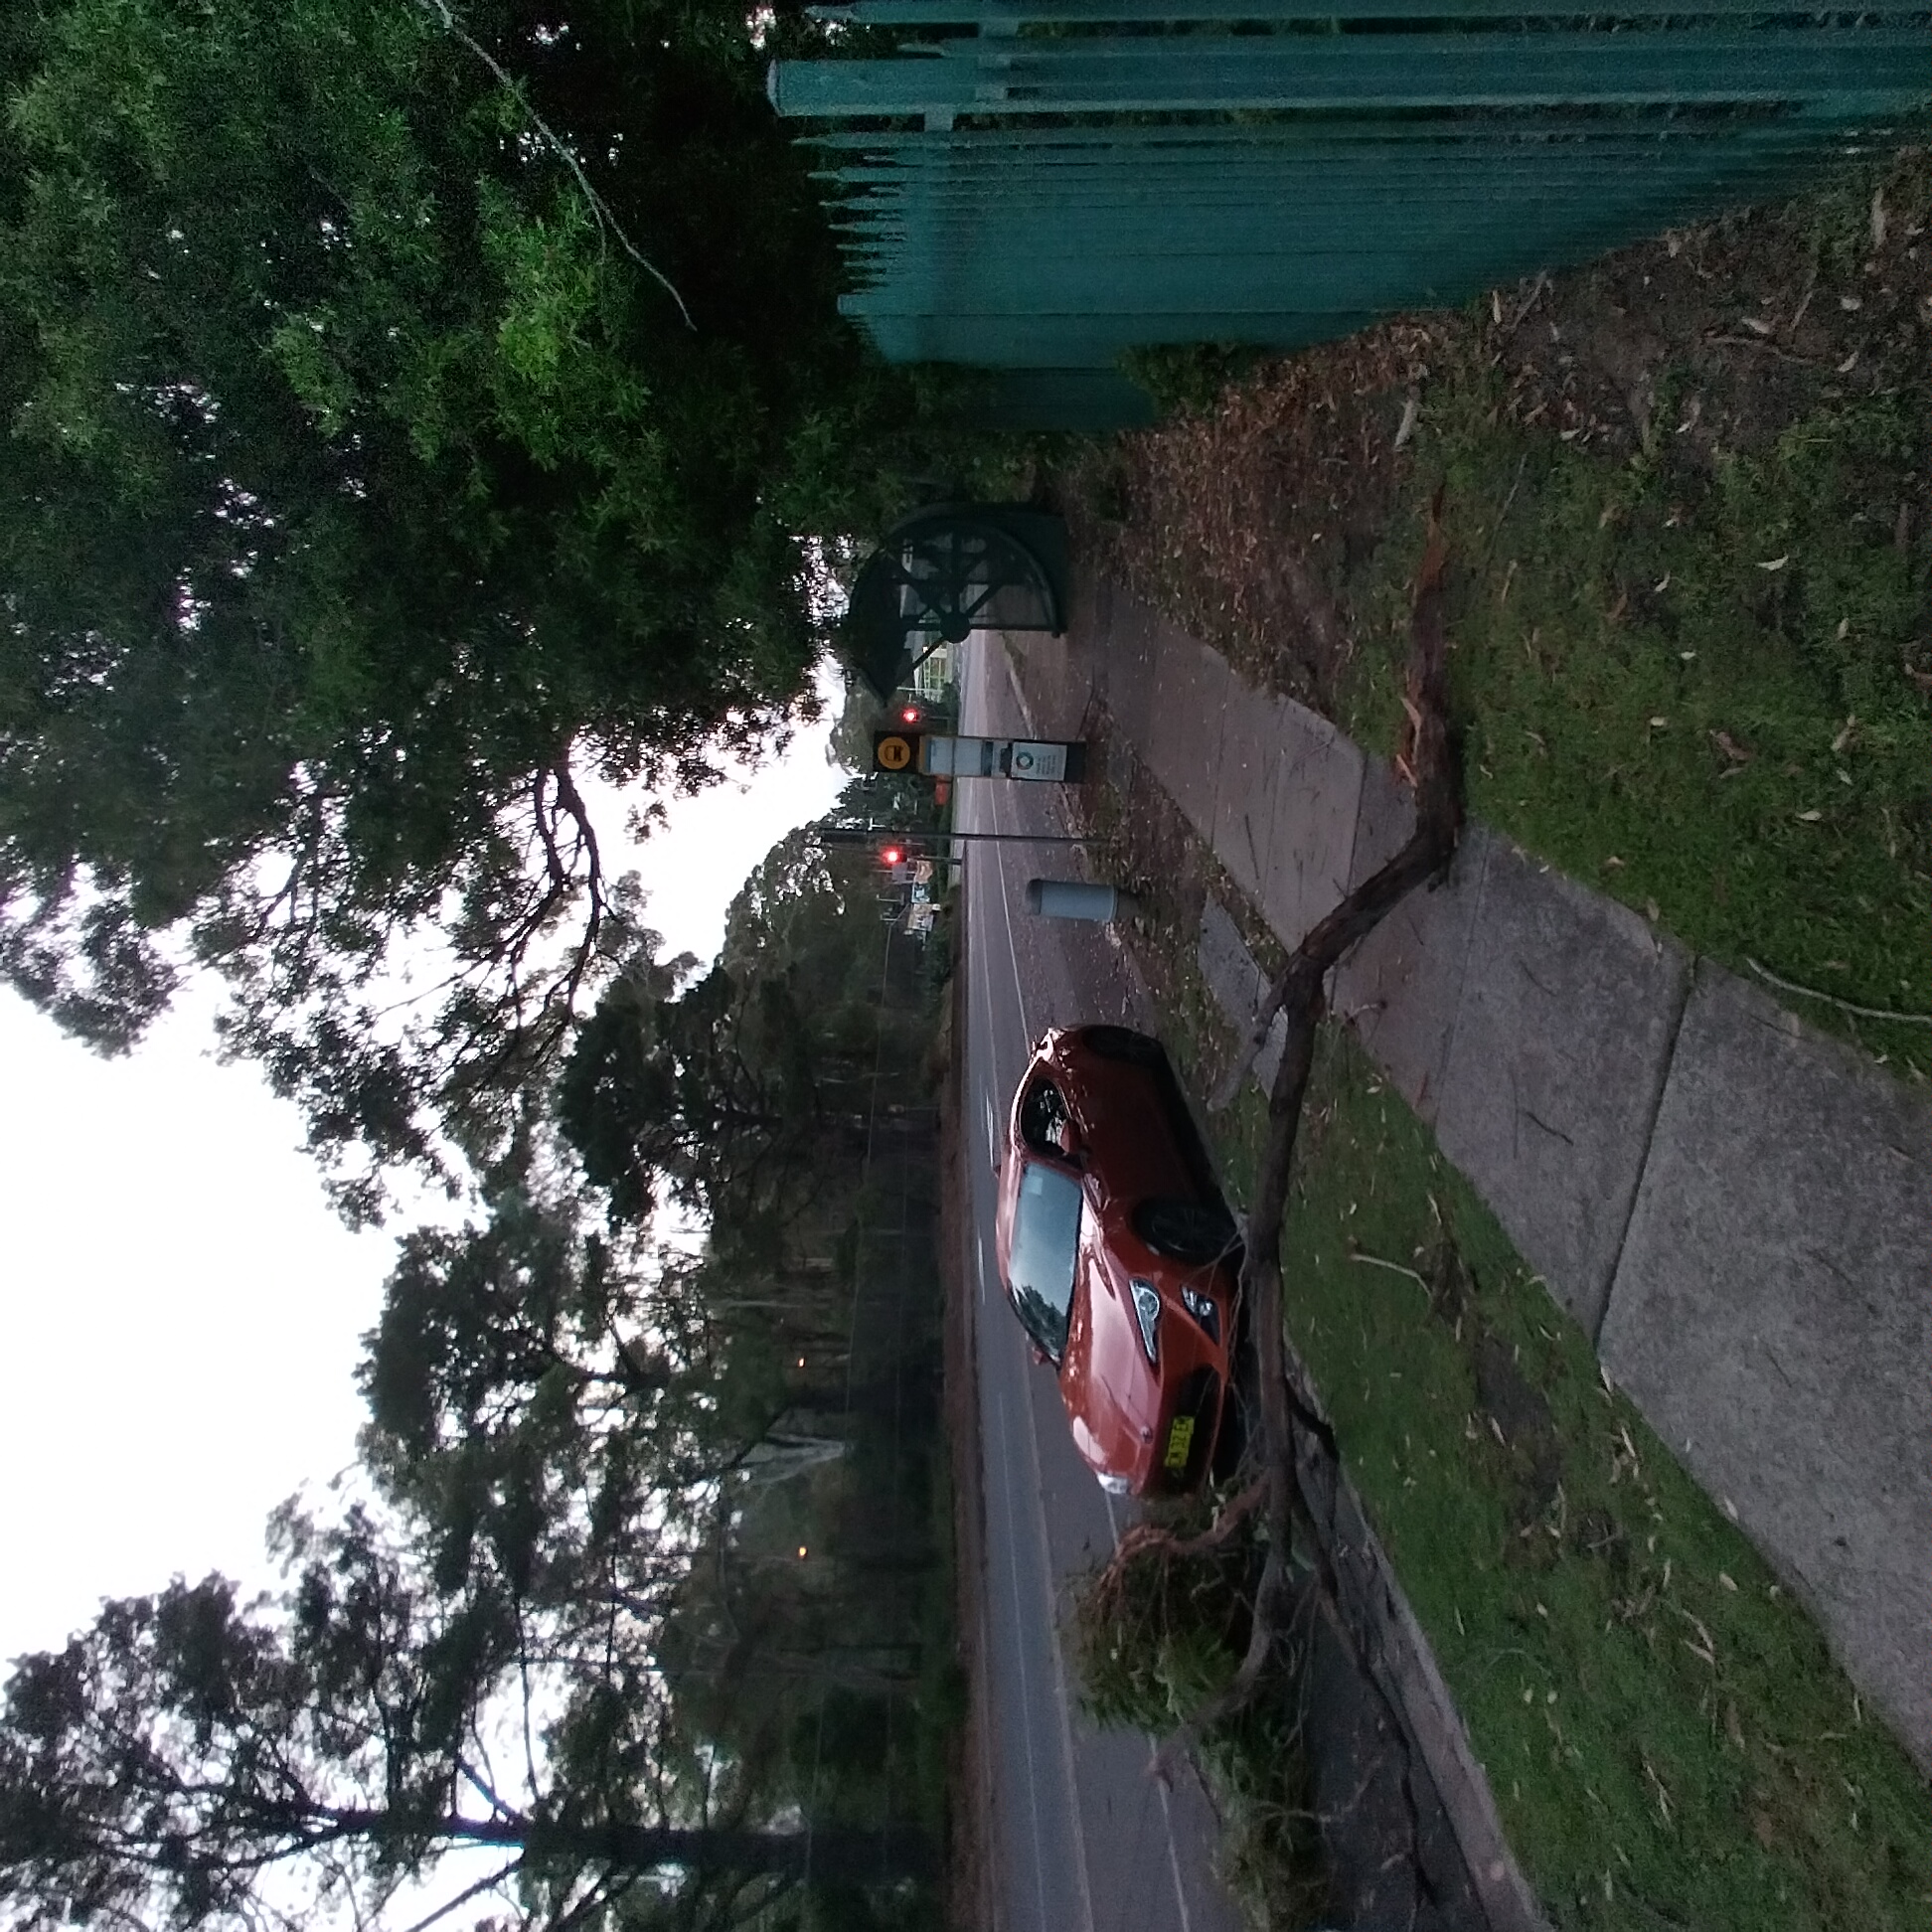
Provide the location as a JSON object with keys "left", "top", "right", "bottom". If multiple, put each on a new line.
{"left": 919, "top": 733, "right": 1086, "bottom": 782}
{"left": 919, "top": 734, "right": 1000, "bottom": 778}
{"left": 873, "top": 729, "right": 921, "bottom": 772}
{"left": 1007, "top": 739, "right": 1076, "bottom": 782}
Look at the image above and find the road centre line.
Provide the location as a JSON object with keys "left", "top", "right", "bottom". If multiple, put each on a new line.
{"left": 991, "top": 1356, "right": 1056, "bottom": 1930}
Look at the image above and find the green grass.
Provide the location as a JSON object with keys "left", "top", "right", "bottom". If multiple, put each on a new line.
{"left": 1323, "top": 149, "right": 1932, "bottom": 1078}
{"left": 1073, "top": 148, "right": 1932, "bottom": 1078}
{"left": 1340, "top": 382, "right": 1932, "bottom": 1075}
{"left": 1158, "top": 1002, "right": 1932, "bottom": 1931}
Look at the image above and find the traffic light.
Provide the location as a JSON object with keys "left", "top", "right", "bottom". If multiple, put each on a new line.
{"left": 880, "top": 844, "right": 904, "bottom": 868}
{"left": 898, "top": 704, "right": 921, "bottom": 725}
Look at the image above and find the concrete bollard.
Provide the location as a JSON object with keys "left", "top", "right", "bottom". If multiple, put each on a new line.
{"left": 1024, "top": 879, "right": 1139, "bottom": 922}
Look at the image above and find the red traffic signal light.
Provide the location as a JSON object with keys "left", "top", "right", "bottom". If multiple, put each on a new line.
{"left": 899, "top": 705, "right": 920, "bottom": 724}
{"left": 880, "top": 845, "right": 904, "bottom": 867}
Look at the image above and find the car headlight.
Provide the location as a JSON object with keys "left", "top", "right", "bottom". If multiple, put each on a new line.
{"left": 1130, "top": 1278, "right": 1161, "bottom": 1364}
{"left": 1180, "top": 1283, "right": 1220, "bottom": 1345}
{"left": 1097, "top": 1472, "right": 1130, "bottom": 1496}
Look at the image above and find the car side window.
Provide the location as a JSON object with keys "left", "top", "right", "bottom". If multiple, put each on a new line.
{"left": 1019, "top": 1074, "right": 1074, "bottom": 1160}
{"left": 1008, "top": 1160, "right": 1081, "bottom": 1362}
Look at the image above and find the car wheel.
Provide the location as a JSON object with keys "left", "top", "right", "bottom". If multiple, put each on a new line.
{"left": 1081, "top": 1025, "right": 1167, "bottom": 1068}
{"left": 1133, "top": 1198, "right": 1239, "bottom": 1264}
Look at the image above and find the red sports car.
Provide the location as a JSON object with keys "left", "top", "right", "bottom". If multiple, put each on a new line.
{"left": 994, "top": 1025, "right": 1242, "bottom": 1495}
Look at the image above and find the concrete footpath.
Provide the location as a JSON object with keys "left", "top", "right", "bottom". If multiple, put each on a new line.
{"left": 999, "top": 574, "right": 1932, "bottom": 1777}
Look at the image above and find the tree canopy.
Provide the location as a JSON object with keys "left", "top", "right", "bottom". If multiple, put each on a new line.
{"left": 0, "top": 778, "right": 957, "bottom": 1932}
{"left": 557, "top": 825, "right": 885, "bottom": 1226}
{"left": 0, "top": 0, "right": 954, "bottom": 1217}
{"left": 0, "top": 1529, "right": 931, "bottom": 1932}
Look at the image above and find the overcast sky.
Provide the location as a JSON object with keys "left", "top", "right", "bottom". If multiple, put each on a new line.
{"left": 0, "top": 672, "right": 848, "bottom": 1669}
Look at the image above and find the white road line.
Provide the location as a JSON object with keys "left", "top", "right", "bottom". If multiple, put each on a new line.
{"left": 992, "top": 1359, "right": 1056, "bottom": 1929}
{"left": 1017, "top": 1318, "right": 1098, "bottom": 1932}
{"left": 1156, "top": 1776, "right": 1197, "bottom": 1932}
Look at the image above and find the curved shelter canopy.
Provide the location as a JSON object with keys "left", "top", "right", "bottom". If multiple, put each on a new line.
{"left": 840, "top": 504, "right": 1067, "bottom": 702}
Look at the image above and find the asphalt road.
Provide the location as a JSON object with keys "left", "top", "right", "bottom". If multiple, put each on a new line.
{"left": 956, "top": 638, "right": 1243, "bottom": 1932}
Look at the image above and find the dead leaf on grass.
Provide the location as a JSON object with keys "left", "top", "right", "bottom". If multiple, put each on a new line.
{"left": 1795, "top": 808, "right": 1824, "bottom": 822}
{"left": 1710, "top": 728, "right": 1753, "bottom": 763}
{"left": 1756, "top": 554, "right": 1791, "bottom": 570}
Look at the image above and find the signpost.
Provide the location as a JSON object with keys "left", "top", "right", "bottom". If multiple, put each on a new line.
{"left": 872, "top": 729, "right": 921, "bottom": 772}
{"left": 878, "top": 731, "right": 1086, "bottom": 782}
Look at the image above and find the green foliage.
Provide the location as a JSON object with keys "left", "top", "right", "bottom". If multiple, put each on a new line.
{"left": 1275, "top": 1026, "right": 1932, "bottom": 1930}
{"left": 1119, "top": 341, "right": 1264, "bottom": 419}
{"left": 558, "top": 819, "right": 892, "bottom": 1223}
{"left": 0, "top": 1517, "right": 930, "bottom": 1932}
{"left": 1070, "top": 1523, "right": 1326, "bottom": 1929}
{"left": 359, "top": 1190, "right": 724, "bottom": 1603}
{"left": 1071, "top": 1528, "right": 1242, "bottom": 1734}
{"left": 0, "top": 0, "right": 981, "bottom": 1214}
{"left": 0, "top": 774, "right": 963, "bottom": 1932}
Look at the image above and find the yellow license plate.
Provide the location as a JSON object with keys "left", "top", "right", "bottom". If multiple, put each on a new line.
{"left": 1163, "top": 1415, "right": 1196, "bottom": 1472}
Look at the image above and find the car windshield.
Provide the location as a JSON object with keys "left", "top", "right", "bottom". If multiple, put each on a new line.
{"left": 1009, "top": 1160, "right": 1081, "bottom": 1361}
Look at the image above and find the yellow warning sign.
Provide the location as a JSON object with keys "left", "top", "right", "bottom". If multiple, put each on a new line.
{"left": 873, "top": 731, "right": 918, "bottom": 772}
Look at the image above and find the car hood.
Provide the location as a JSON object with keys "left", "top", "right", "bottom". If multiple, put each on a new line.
{"left": 1061, "top": 1245, "right": 1161, "bottom": 1480}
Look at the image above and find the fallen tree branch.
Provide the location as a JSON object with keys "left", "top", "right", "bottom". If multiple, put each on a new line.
{"left": 1153, "top": 497, "right": 1462, "bottom": 1778}
{"left": 1105, "top": 1478, "right": 1267, "bottom": 1577}
{"left": 1211, "top": 507, "right": 1462, "bottom": 1114}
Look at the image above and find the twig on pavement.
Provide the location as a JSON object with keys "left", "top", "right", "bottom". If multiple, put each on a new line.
{"left": 1745, "top": 956, "right": 1932, "bottom": 1027}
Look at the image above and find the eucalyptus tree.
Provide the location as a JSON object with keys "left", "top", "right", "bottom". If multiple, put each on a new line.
{"left": 0, "top": 1517, "right": 933, "bottom": 1932}
{"left": 0, "top": 0, "right": 936, "bottom": 1219}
